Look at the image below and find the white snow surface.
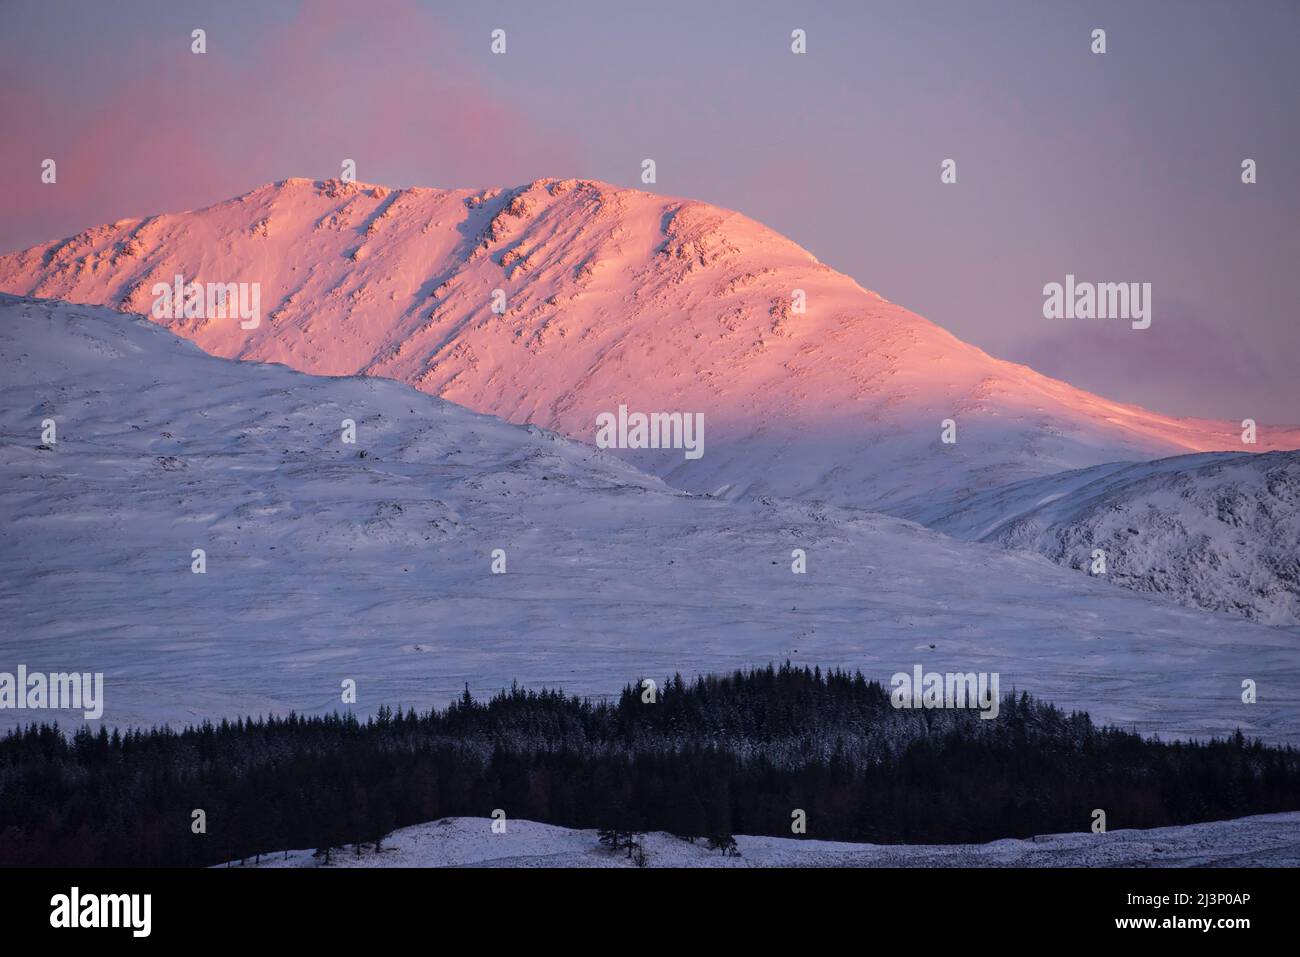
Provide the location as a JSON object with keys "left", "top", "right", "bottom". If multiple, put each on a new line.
{"left": 907, "top": 453, "right": 1300, "bottom": 625}
{"left": 2, "top": 296, "right": 1298, "bottom": 743}
{"left": 2, "top": 178, "right": 1295, "bottom": 515}
{"left": 226, "top": 812, "right": 1300, "bottom": 868}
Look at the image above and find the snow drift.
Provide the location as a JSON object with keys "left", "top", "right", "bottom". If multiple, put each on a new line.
{"left": 228, "top": 812, "right": 1300, "bottom": 868}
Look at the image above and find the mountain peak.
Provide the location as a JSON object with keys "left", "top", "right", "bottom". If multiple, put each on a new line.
{"left": 1, "top": 180, "right": 1295, "bottom": 511}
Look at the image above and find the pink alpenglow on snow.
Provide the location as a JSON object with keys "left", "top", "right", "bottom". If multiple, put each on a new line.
{"left": 1, "top": 178, "right": 1295, "bottom": 513}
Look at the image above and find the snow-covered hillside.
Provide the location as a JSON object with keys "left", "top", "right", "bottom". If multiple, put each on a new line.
{"left": 2, "top": 295, "right": 1297, "bottom": 742}
{"left": 227, "top": 812, "right": 1300, "bottom": 868}
{"left": 2, "top": 179, "right": 1294, "bottom": 514}
{"left": 909, "top": 452, "right": 1300, "bottom": 626}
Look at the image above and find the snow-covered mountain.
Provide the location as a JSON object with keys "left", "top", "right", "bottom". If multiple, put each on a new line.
{"left": 2, "top": 179, "right": 1294, "bottom": 513}
{"left": 2, "top": 295, "right": 1297, "bottom": 742}
{"left": 911, "top": 451, "right": 1300, "bottom": 626}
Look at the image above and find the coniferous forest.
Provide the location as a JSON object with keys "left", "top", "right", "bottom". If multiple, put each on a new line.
{"left": 1, "top": 663, "right": 1297, "bottom": 867}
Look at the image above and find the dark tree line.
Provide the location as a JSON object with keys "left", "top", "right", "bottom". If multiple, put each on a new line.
{"left": 1, "top": 663, "right": 1296, "bottom": 866}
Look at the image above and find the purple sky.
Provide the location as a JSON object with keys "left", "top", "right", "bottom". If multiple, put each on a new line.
{"left": 2, "top": 0, "right": 1296, "bottom": 420}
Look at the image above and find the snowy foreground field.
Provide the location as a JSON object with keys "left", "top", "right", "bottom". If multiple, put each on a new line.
{"left": 228, "top": 813, "right": 1300, "bottom": 868}
{"left": 2, "top": 296, "right": 1298, "bottom": 743}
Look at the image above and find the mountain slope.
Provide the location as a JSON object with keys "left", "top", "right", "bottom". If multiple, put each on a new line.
{"left": 1, "top": 294, "right": 1297, "bottom": 742}
{"left": 2, "top": 179, "right": 1294, "bottom": 512}
{"left": 910, "top": 451, "right": 1300, "bottom": 625}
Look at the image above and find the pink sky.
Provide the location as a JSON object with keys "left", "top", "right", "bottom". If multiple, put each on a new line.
{"left": 0, "top": 1, "right": 578, "bottom": 250}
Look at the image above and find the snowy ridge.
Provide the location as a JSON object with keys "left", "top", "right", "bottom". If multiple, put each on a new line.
{"left": 226, "top": 812, "right": 1300, "bottom": 868}
{"left": 910, "top": 452, "right": 1300, "bottom": 625}
{"left": 2, "top": 178, "right": 1295, "bottom": 514}
{"left": 2, "top": 295, "right": 1298, "bottom": 742}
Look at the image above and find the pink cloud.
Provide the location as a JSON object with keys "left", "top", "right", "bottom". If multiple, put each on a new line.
{"left": 0, "top": 0, "right": 581, "bottom": 252}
